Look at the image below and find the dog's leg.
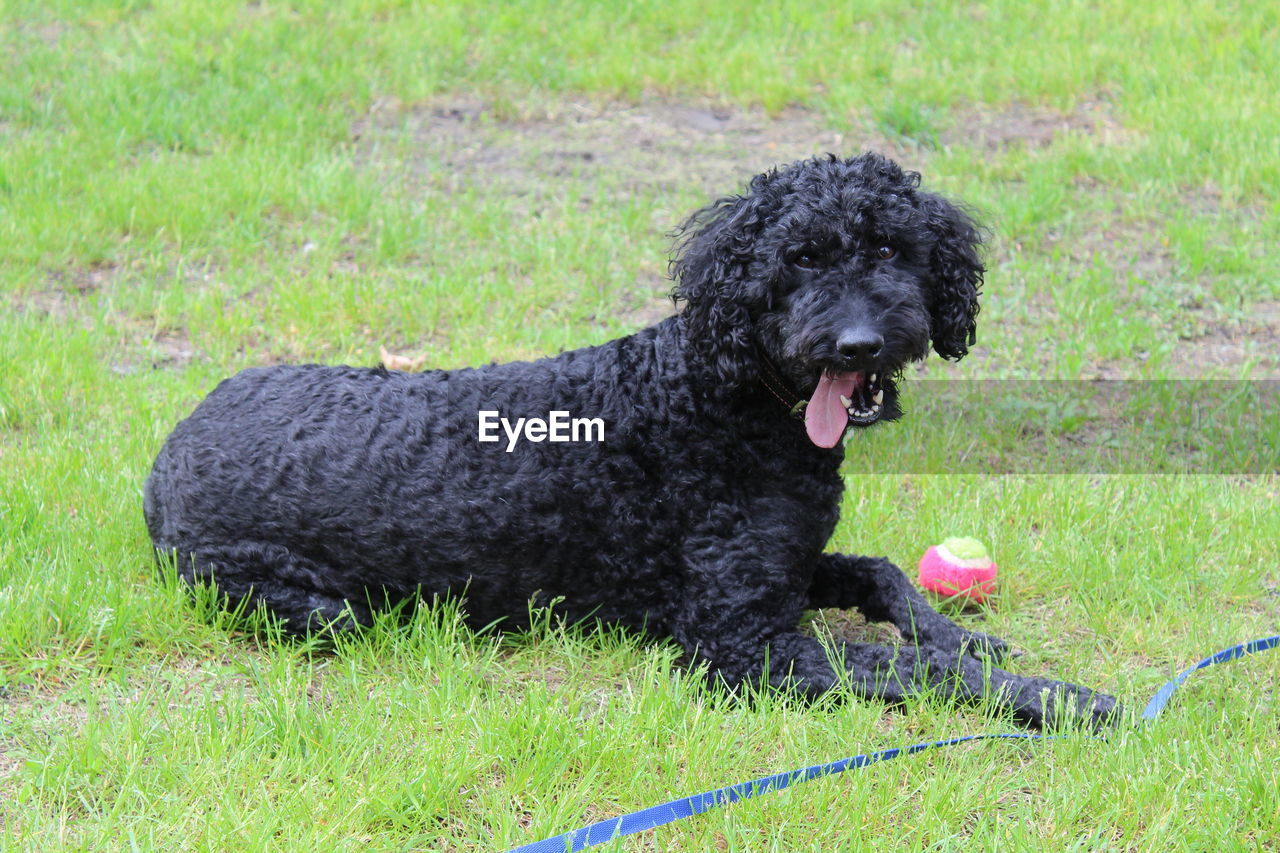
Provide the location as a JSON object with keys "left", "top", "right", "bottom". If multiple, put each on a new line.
{"left": 807, "top": 553, "right": 1010, "bottom": 661}
{"left": 764, "top": 631, "right": 1119, "bottom": 730}
{"left": 671, "top": 559, "right": 1116, "bottom": 728}
{"left": 164, "top": 541, "right": 376, "bottom": 634}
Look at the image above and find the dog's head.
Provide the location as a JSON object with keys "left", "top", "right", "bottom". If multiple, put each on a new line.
{"left": 671, "top": 153, "right": 984, "bottom": 447}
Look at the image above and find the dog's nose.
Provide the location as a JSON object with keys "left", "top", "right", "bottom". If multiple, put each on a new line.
{"left": 836, "top": 329, "right": 884, "bottom": 362}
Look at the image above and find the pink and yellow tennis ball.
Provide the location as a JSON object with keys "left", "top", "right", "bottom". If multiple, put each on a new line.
{"left": 918, "top": 536, "right": 997, "bottom": 603}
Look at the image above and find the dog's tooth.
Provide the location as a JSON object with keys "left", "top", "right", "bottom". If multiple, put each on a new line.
{"left": 839, "top": 395, "right": 853, "bottom": 408}
{"left": 872, "top": 389, "right": 884, "bottom": 406}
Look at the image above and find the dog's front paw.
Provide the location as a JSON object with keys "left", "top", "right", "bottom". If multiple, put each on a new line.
{"left": 1020, "top": 686, "right": 1124, "bottom": 733}
{"left": 913, "top": 623, "right": 1014, "bottom": 664}
{"left": 959, "top": 629, "right": 1015, "bottom": 664}
{"left": 1083, "top": 691, "right": 1124, "bottom": 732}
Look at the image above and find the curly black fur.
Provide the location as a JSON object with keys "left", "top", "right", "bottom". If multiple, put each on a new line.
{"left": 145, "top": 153, "right": 1117, "bottom": 729}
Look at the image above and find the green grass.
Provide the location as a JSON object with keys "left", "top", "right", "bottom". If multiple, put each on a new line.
{"left": 2, "top": 0, "right": 1278, "bottom": 849}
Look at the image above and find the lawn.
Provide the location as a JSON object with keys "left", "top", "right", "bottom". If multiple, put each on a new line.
{"left": 1, "top": 1, "right": 1278, "bottom": 850}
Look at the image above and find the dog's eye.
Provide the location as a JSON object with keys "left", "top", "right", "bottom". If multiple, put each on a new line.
{"left": 789, "top": 248, "right": 823, "bottom": 269}
{"left": 876, "top": 245, "right": 898, "bottom": 260}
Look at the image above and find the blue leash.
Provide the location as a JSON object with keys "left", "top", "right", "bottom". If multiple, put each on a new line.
{"left": 506, "top": 634, "right": 1280, "bottom": 853}
{"left": 1139, "top": 634, "right": 1279, "bottom": 719}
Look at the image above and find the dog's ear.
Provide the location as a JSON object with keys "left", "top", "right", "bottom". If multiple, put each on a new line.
{"left": 669, "top": 189, "right": 769, "bottom": 388}
{"left": 920, "top": 192, "right": 985, "bottom": 361}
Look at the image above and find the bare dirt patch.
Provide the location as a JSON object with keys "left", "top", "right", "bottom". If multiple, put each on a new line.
{"left": 8, "top": 261, "right": 208, "bottom": 373}
{"left": 0, "top": 739, "right": 21, "bottom": 790}
{"left": 352, "top": 96, "right": 923, "bottom": 338}
{"left": 943, "top": 99, "right": 1131, "bottom": 152}
{"left": 12, "top": 259, "right": 122, "bottom": 322}
{"left": 353, "top": 95, "right": 917, "bottom": 209}
{"left": 1167, "top": 299, "right": 1280, "bottom": 376}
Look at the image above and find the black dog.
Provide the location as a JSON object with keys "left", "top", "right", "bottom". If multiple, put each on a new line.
{"left": 145, "top": 153, "right": 1117, "bottom": 729}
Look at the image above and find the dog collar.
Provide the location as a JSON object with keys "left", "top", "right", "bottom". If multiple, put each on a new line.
{"left": 756, "top": 352, "right": 808, "bottom": 419}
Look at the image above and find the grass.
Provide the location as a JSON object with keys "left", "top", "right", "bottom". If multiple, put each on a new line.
{"left": 1, "top": 0, "right": 1278, "bottom": 849}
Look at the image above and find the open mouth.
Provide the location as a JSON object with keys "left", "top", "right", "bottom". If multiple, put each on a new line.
{"left": 804, "top": 370, "right": 886, "bottom": 447}
{"left": 841, "top": 371, "right": 885, "bottom": 426}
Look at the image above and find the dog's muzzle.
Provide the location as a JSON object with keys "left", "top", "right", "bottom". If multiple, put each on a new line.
{"left": 804, "top": 370, "right": 885, "bottom": 447}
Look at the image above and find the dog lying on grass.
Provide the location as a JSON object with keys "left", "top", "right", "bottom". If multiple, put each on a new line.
{"left": 145, "top": 153, "right": 1119, "bottom": 729}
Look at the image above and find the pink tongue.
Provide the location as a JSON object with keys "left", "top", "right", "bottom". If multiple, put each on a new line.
{"left": 804, "top": 372, "right": 861, "bottom": 448}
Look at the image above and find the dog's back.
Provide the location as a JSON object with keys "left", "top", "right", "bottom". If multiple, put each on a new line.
{"left": 144, "top": 319, "right": 716, "bottom": 632}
